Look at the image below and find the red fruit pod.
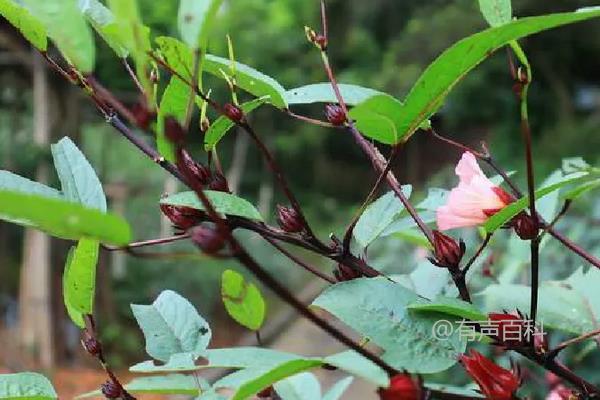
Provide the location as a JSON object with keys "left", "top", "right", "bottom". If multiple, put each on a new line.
{"left": 512, "top": 212, "right": 538, "bottom": 240}
{"left": 223, "top": 103, "right": 244, "bottom": 123}
{"left": 160, "top": 203, "right": 204, "bottom": 231}
{"left": 378, "top": 374, "right": 422, "bottom": 400}
{"left": 324, "top": 104, "right": 346, "bottom": 126}
{"left": 460, "top": 349, "right": 520, "bottom": 400}
{"left": 432, "top": 230, "right": 465, "bottom": 268}
{"left": 208, "top": 172, "right": 230, "bottom": 193}
{"left": 181, "top": 150, "right": 211, "bottom": 185}
{"left": 276, "top": 205, "right": 304, "bottom": 233}
{"left": 190, "top": 225, "right": 226, "bottom": 255}
{"left": 100, "top": 381, "right": 122, "bottom": 399}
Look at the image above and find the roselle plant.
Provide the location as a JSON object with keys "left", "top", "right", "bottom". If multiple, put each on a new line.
{"left": 1, "top": 0, "right": 600, "bottom": 399}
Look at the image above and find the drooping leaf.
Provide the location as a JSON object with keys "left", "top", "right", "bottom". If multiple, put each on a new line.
{"left": 352, "top": 8, "right": 600, "bottom": 144}
{"left": 312, "top": 277, "right": 466, "bottom": 373}
{"left": 204, "top": 97, "right": 267, "bottom": 150}
{"left": 157, "top": 76, "right": 190, "bottom": 162}
{"left": 348, "top": 95, "right": 403, "bottom": 144}
{"left": 484, "top": 171, "right": 590, "bottom": 232}
{"left": 407, "top": 297, "right": 487, "bottom": 322}
{"left": 563, "top": 178, "right": 600, "bottom": 201}
{"left": 0, "top": 0, "right": 47, "bottom": 50}
{"left": 322, "top": 377, "right": 354, "bottom": 400}
{"left": 78, "top": 0, "right": 128, "bottom": 57}
{"left": 0, "top": 190, "right": 130, "bottom": 245}
{"left": 76, "top": 374, "right": 201, "bottom": 398}
{"left": 353, "top": 186, "right": 412, "bottom": 248}
{"left": 232, "top": 360, "right": 323, "bottom": 400}
{"left": 22, "top": 0, "right": 95, "bottom": 72}
{"left": 0, "top": 372, "right": 57, "bottom": 400}
{"left": 130, "top": 352, "right": 201, "bottom": 373}
{"left": 131, "top": 290, "right": 212, "bottom": 362}
{"left": 221, "top": 269, "right": 266, "bottom": 331}
{"left": 177, "top": 0, "right": 223, "bottom": 50}
{"left": 273, "top": 372, "right": 321, "bottom": 400}
{"left": 0, "top": 170, "right": 61, "bottom": 199}
{"left": 478, "top": 0, "right": 512, "bottom": 27}
{"left": 51, "top": 137, "right": 107, "bottom": 212}
{"left": 284, "top": 83, "right": 381, "bottom": 106}
{"left": 63, "top": 238, "right": 99, "bottom": 328}
{"left": 160, "top": 190, "right": 263, "bottom": 221}
{"left": 155, "top": 37, "right": 287, "bottom": 108}
{"left": 424, "top": 383, "right": 484, "bottom": 398}
{"left": 322, "top": 351, "right": 389, "bottom": 387}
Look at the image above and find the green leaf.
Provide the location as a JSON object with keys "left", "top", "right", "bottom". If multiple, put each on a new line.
{"left": 0, "top": 372, "right": 57, "bottom": 399}
{"left": 160, "top": 190, "right": 263, "bottom": 221}
{"left": 284, "top": 83, "right": 381, "bottom": 106}
{"left": 0, "top": 190, "right": 130, "bottom": 245}
{"left": 348, "top": 94, "right": 402, "bottom": 144}
{"left": 312, "top": 277, "right": 466, "bottom": 373}
{"left": 322, "top": 351, "right": 389, "bottom": 388}
{"left": 204, "top": 97, "right": 267, "bottom": 150}
{"left": 131, "top": 290, "right": 212, "bottom": 362}
{"left": 157, "top": 76, "right": 190, "bottom": 162}
{"left": 177, "top": 0, "right": 223, "bottom": 50}
{"left": 0, "top": 170, "right": 61, "bottom": 199}
{"left": 322, "top": 377, "right": 354, "bottom": 400}
{"left": 484, "top": 171, "right": 590, "bottom": 232}
{"left": 63, "top": 238, "right": 99, "bottom": 328}
{"left": 155, "top": 37, "right": 287, "bottom": 108}
{"left": 130, "top": 352, "right": 201, "bottom": 373}
{"left": 357, "top": 8, "right": 600, "bottom": 143}
{"left": 23, "top": 0, "right": 95, "bottom": 72}
{"left": 76, "top": 374, "right": 201, "bottom": 398}
{"left": 563, "top": 178, "right": 600, "bottom": 201}
{"left": 51, "top": 137, "right": 107, "bottom": 212}
{"left": 354, "top": 186, "right": 412, "bottom": 248}
{"left": 221, "top": 269, "right": 266, "bottom": 331}
{"left": 273, "top": 372, "right": 321, "bottom": 400}
{"left": 232, "top": 360, "right": 323, "bottom": 400}
{"left": 78, "top": 0, "right": 128, "bottom": 58}
{"left": 478, "top": 0, "right": 512, "bottom": 27}
{"left": 407, "top": 297, "right": 487, "bottom": 321}
{"left": 424, "top": 383, "right": 484, "bottom": 398}
{"left": 479, "top": 282, "right": 594, "bottom": 335}
{"left": 0, "top": 0, "right": 47, "bottom": 50}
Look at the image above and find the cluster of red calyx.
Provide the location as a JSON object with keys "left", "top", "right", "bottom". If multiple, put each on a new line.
{"left": 333, "top": 262, "right": 363, "bottom": 282}
{"left": 430, "top": 230, "right": 465, "bottom": 269}
{"left": 100, "top": 380, "right": 122, "bottom": 399}
{"left": 324, "top": 104, "right": 346, "bottom": 126}
{"left": 487, "top": 312, "right": 530, "bottom": 348}
{"left": 460, "top": 349, "right": 520, "bottom": 400}
{"left": 131, "top": 102, "right": 157, "bottom": 131}
{"left": 159, "top": 203, "right": 204, "bottom": 231}
{"left": 378, "top": 373, "right": 422, "bottom": 400}
{"left": 276, "top": 205, "right": 304, "bottom": 233}
{"left": 189, "top": 225, "right": 225, "bottom": 255}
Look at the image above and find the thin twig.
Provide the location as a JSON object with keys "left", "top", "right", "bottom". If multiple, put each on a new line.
{"left": 285, "top": 109, "right": 336, "bottom": 128}
{"left": 122, "top": 58, "right": 145, "bottom": 97}
{"left": 548, "top": 327, "right": 600, "bottom": 359}
{"left": 540, "top": 200, "right": 572, "bottom": 238}
{"left": 103, "top": 234, "right": 190, "bottom": 251}
{"left": 462, "top": 233, "right": 492, "bottom": 276}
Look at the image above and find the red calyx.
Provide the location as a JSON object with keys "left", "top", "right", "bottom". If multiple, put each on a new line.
{"left": 324, "top": 104, "right": 346, "bottom": 126}
{"left": 512, "top": 212, "right": 538, "bottom": 240}
{"left": 181, "top": 150, "right": 211, "bottom": 186}
{"left": 333, "top": 262, "right": 363, "bottom": 282}
{"left": 208, "top": 172, "right": 230, "bottom": 193}
{"left": 81, "top": 335, "right": 102, "bottom": 357}
{"left": 431, "top": 230, "right": 465, "bottom": 268}
{"left": 488, "top": 312, "right": 529, "bottom": 347}
{"left": 460, "top": 349, "right": 520, "bottom": 400}
{"left": 100, "top": 381, "right": 122, "bottom": 399}
{"left": 223, "top": 103, "right": 244, "bottom": 123}
{"left": 493, "top": 186, "right": 516, "bottom": 206}
{"left": 377, "top": 373, "right": 422, "bottom": 400}
{"left": 257, "top": 386, "right": 274, "bottom": 398}
{"left": 160, "top": 203, "right": 204, "bottom": 231}
{"left": 190, "top": 225, "right": 226, "bottom": 255}
{"left": 131, "top": 102, "right": 156, "bottom": 131}
{"left": 164, "top": 116, "right": 186, "bottom": 145}
{"left": 276, "top": 205, "right": 304, "bottom": 233}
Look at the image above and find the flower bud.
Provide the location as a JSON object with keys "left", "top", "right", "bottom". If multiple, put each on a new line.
{"left": 181, "top": 150, "right": 211, "bottom": 185}
{"left": 378, "top": 374, "right": 422, "bottom": 400}
{"left": 208, "top": 172, "right": 230, "bottom": 193}
{"left": 100, "top": 381, "right": 122, "bottom": 399}
{"left": 160, "top": 203, "right": 204, "bottom": 231}
{"left": 432, "top": 230, "right": 465, "bottom": 268}
{"left": 164, "top": 116, "right": 186, "bottom": 145}
{"left": 304, "top": 26, "right": 327, "bottom": 50}
{"left": 276, "top": 205, "right": 304, "bottom": 233}
{"left": 190, "top": 225, "right": 226, "bottom": 255}
{"left": 512, "top": 212, "right": 538, "bottom": 240}
{"left": 257, "top": 386, "right": 274, "bottom": 398}
{"left": 81, "top": 335, "right": 102, "bottom": 357}
{"left": 223, "top": 103, "right": 244, "bottom": 123}
{"left": 324, "top": 104, "right": 346, "bottom": 126}
{"left": 333, "top": 263, "right": 363, "bottom": 282}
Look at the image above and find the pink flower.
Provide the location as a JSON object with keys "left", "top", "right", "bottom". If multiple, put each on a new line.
{"left": 437, "top": 152, "right": 514, "bottom": 230}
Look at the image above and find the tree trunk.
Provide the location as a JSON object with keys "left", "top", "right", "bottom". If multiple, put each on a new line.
{"left": 18, "top": 51, "right": 54, "bottom": 369}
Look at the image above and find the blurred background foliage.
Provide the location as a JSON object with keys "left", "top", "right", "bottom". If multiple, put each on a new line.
{"left": 1, "top": 0, "right": 600, "bottom": 395}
